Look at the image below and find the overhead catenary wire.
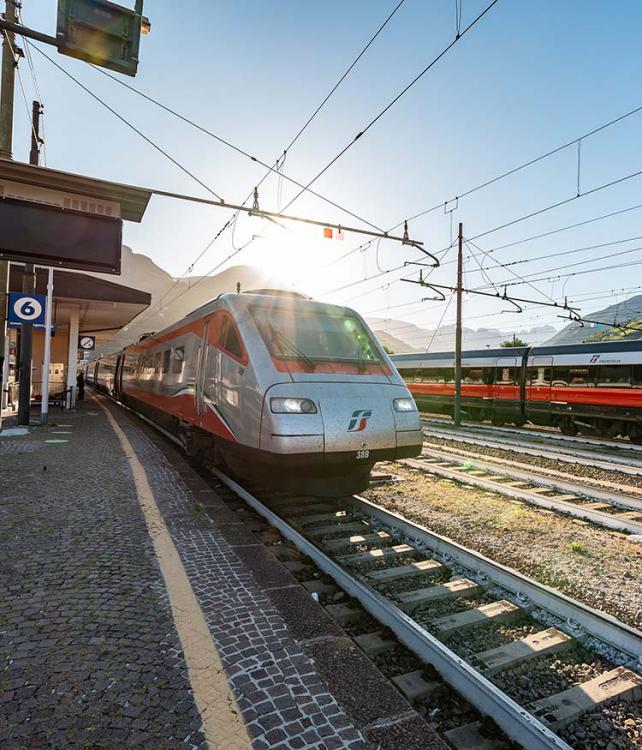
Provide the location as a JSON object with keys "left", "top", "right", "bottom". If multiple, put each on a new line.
{"left": 17, "top": 5, "right": 47, "bottom": 160}
{"left": 90, "top": 2, "right": 412, "bottom": 342}
{"left": 273, "top": 0, "right": 501, "bottom": 232}
{"left": 471, "top": 243, "right": 642, "bottom": 291}
{"left": 2, "top": 30, "right": 41, "bottom": 162}
{"left": 321, "top": 163, "right": 642, "bottom": 299}
{"left": 30, "top": 42, "right": 225, "bottom": 202}
{"left": 323, "top": 106, "right": 642, "bottom": 275}
{"left": 89, "top": 0, "right": 410, "bottom": 234}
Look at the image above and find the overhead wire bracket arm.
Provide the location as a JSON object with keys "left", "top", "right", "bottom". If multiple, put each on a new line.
{"left": 402, "top": 275, "right": 582, "bottom": 312}
{"left": 150, "top": 187, "right": 424, "bottom": 247}
{"left": 499, "top": 286, "right": 522, "bottom": 314}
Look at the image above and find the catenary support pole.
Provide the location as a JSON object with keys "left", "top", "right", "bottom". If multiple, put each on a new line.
{"left": 17, "top": 100, "right": 42, "bottom": 424}
{"left": 454, "top": 222, "right": 463, "bottom": 427}
{"left": 41, "top": 267, "right": 53, "bottom": 424}
{"left": 0, "top": 0, "right": 17, "bottom": 422}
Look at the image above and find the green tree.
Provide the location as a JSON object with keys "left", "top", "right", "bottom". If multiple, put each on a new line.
{"left": 501, "top": 336, "right": 528, "bottom": 347}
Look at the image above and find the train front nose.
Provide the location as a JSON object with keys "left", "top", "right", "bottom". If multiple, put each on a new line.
{"left": 261, "top": 383, "right": 422, "bottom": 458}
{"left": 259, "top": 383, "right": 422, "bottom": 495}
{"left": 320, "top": 392, "right": 397, "bottom": 453}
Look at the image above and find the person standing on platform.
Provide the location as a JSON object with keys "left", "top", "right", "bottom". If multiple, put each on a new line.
{"left": 77, "top": 370, "right": 85, "bottom": 401}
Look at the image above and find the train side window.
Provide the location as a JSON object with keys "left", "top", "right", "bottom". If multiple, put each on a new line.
{"left": 172, "top": 347, "right": 184, "bottom": 374}
{"left": 569, "top": 367, "right": 591, "bottom": 386}
{"left": 443, "top": 368, "right": 455, "bottom": 384}
{"left": 162, "top": 349, "right": 171, "bottom": 374}
{"left": 462, "top": 367, "right": 483, "bottom": 384}
{"left": 497, "top": 367, "right": 516, "bottom": 385}
{"left": 224, "top": 324, "right": 243, "bottom": 359}
{"left": 420, "top": 367, "right": 441, "bottom": 383}
{"left": 218, "top": 316, "right": 229, "bottom": 347}
{"left": 632, "top": 365, "right": 642, "bottom": 387}
{"left": 153, "top": 352, "right": 162, "bottom": 374}
{"left": 528, "top": 367, "right": 551, "bottom": 385}
{"left": 552, "top": 367, "right": 570, "bottom": 386}
{"left": 598, "top": 364, "right": 631, "bottom": 387}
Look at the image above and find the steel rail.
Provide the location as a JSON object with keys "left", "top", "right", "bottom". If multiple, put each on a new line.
{"left": 211, "top": 468, "right": 570, "bottom": 750}
{"left": 416, "top": 447, "right": 642, "bottom": 512}
{"left": 348, "top": 495, "right": 642, "bottom": 661}
{"left": 422, "top": 427, "right": 642, "bottom": 476}
{"left": 422, "top": 416, "right": 642, "bottom": 453}
{"left": 403, "top": 456, "right": 642, "bottom": 535}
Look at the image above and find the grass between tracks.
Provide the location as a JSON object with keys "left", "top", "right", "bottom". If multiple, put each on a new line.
{"left": 363, "top": 466, "right": 642, "bottom": 630}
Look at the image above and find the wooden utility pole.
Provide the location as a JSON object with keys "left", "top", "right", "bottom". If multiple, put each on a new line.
{"left": 454, "top": 222, "right": 463, "bottom": 427}
{"left": 17, "top": 101, "right": 42, "bottom": 424}
{"left": 0, "top": 0, "right": 17, "bottom": 420}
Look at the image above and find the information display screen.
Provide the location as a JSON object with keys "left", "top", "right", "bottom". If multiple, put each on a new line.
{"left": 0, "top": 198, "right": 122, "bottom": 274}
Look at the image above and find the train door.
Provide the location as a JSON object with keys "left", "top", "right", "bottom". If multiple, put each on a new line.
{"left": 216, "top": 314, "right": 246, "bottom": 439}
{"left": 491, "top": 357, "right": 521, "bottom": 423}
{"left": 195, "top": 322, "right": 210, "bottom": 424}
{"left": 115, "top": 355, "right": 124, "bottom": 396}
{"left": 525, "top": 356, "right": 553, "bottom": 425}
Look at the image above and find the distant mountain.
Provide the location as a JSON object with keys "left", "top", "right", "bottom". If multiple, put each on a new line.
{"left": 94, "top": 246, "right": 291, "bottom": 354}
{"left": 373, "top": 330, "right": 417, "bottom": 354}
{"left": 544, "top": 295, "right": 642, "bottom": 345}
{"left": 366, "top": 317, "right": 556, "bottom": 353}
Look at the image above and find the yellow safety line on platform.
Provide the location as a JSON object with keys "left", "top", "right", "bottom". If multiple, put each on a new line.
{"left": 95, "top": 395, "right": 252, "bottom": 750}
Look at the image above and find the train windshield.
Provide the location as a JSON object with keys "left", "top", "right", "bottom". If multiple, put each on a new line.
{"left": 250, "top": 305, "right": 382, "bottom": 365}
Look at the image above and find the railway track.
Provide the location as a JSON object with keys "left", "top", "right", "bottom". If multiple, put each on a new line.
{"left": 212, "top": 469, "right": 642, "bottom": 750}
{"left": 422, "top": 422, "right": 642, "bottom": 477}
{"left": 100, "top": 390, "right": 642, "bottom": 748}
{"left": 403, "top": 448, "right": 642, "bottom": 537}
{"left": 423, "top": 416, "right": 642, "bottom": 454}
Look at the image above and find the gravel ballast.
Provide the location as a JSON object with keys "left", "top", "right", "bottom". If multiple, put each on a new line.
{"left": 363, "top": 466, "right": 642, "bottom": 629}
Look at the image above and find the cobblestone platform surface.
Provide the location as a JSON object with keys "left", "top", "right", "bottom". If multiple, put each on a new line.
{"left": 1, "top": 395, "right": 446, "bottom": 749}
{"left": 0, "top": 403, "right": 205, "bottom": 749}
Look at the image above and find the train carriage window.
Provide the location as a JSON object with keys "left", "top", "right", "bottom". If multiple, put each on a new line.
{"left": 224, "top": 324, "right": 243, "bottom": 359}
{"left": 443, "top": 368, "right": 455, "bottom": 384}
{"left": 418, "top": 367, "right": 442, "bottom": 383}
{"left": 218, "top": 316, "right": 229, "bottom": 347}
{"left": 153, "top": 352, "right": 162, "bottom": 375}
{"left": 462, "top": 367, "right": 484, "bottom": 384}
{"left": 553, "top": 366, "right": 592, "bottom": 386}
{"left": 162, "top": 349, "right": 171, "bottom": 374}
{"left": 497, "top": 367, "right": 516, "bottom": 385}
{"left": 632, "top": 365, "right": 642, "bottom": 387}
{"left": 528, "top": 367, "right": 551, "bottom": 386}
{"left": 598, "top": 364, "right": 631, "bottom": 387}
{"left": 172, "top": 347, "right": 184, "bottom": 374}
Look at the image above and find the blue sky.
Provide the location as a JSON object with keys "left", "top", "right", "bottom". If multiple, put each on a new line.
{"left": 11, "top": 1, "right": 642, "bottom": 339}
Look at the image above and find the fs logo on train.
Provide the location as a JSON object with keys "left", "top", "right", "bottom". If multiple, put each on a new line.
{"left": 347, "top": 409, "right": 372, "bottom": 432}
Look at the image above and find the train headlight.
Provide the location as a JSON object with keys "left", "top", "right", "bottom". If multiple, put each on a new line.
{"left": 393, "top": 397, "right": 416, "bottom": 412}
{"left": 270, "top": 397, "right": 318, "bottom": 414}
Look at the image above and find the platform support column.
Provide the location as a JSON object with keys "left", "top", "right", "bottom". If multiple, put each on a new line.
{"left": 66, "top": 306, "right": 79, "bottom": 409}
{"left": 40, "top": 268, "right": 53, "bottom": 424}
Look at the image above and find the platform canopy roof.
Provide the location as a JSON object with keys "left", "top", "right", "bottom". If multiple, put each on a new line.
{"left": 0, "top": 159, "right": 151, "bottom": 222}
{"left": 9, "top": 266, "right": 151, "bottom": 335}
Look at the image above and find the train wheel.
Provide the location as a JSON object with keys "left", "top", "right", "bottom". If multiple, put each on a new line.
{"left": 491, "top": 415, "right": 505, "bottom": 427}
{"left": 560, "top": 419, "right": 578, "bottom": 436}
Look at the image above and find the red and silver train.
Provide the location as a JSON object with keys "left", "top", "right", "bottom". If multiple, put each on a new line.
{"left": 392, "top": 340, "right": 642, "bottom": 443}
{"left": 88, "top": 291, "right": 423, "bottom": 494}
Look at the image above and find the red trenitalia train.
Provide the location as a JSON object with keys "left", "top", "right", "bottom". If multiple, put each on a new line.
{"left": 88, "top": 291, "right": 422, "bottom": 495}
{"left": 391, "top": 340, "right": 642, "bottom": 443}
